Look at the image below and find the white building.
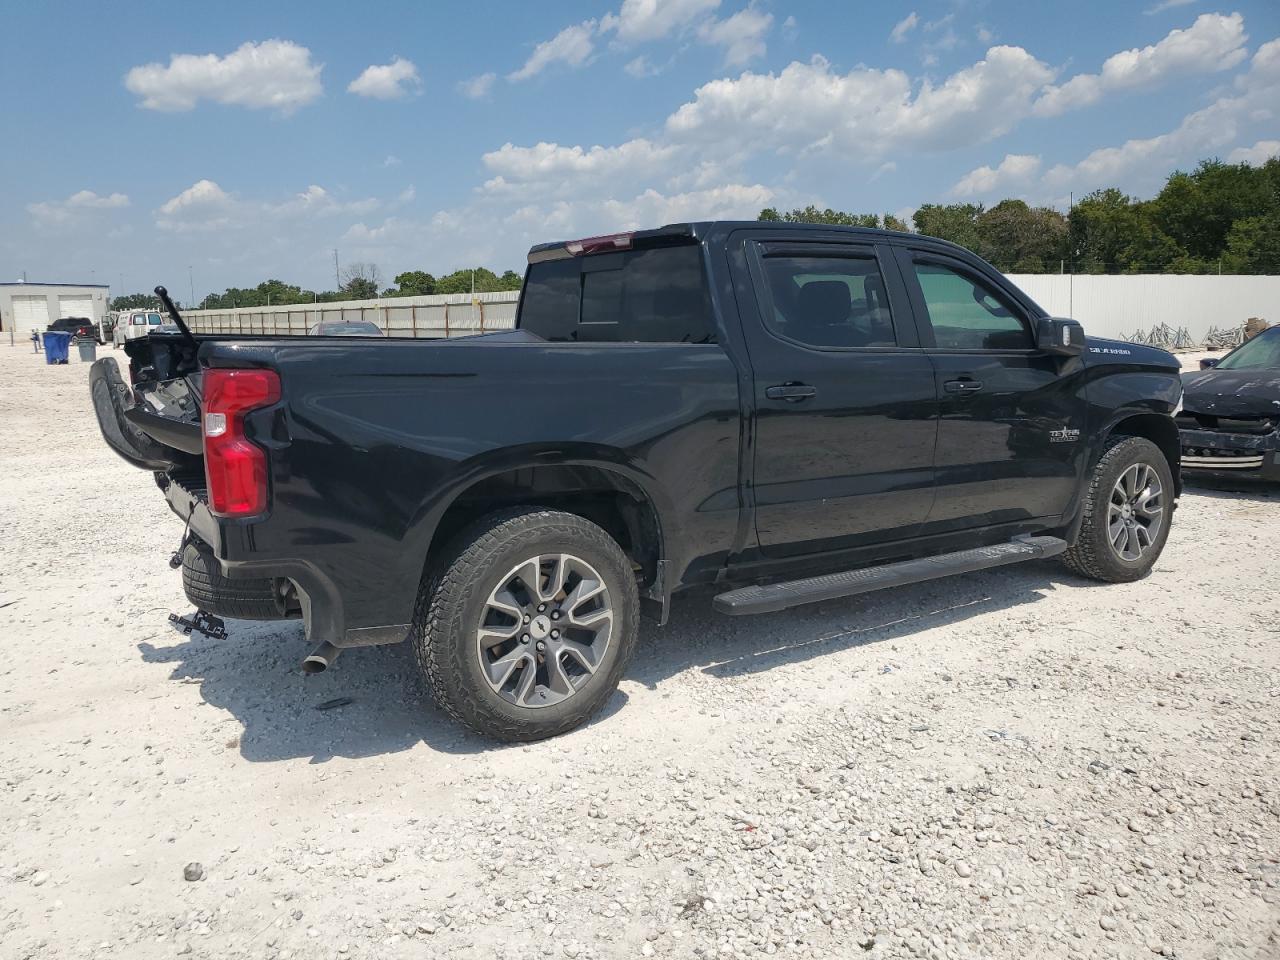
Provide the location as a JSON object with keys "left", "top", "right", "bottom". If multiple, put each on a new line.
{"left": 0, "top": 281, "right": 110, "bottom": 340}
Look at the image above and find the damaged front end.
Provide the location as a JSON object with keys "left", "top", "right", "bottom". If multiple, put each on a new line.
{"left": 1176, "top": 411, "right": 1280, "bottom": 480}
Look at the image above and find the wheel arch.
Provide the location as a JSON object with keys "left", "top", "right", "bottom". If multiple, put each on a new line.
{"left": 415, "top": 447, "right": 671, "bottom": 597}
{"left": 1104, "top": 411, "right": 1182, "bottom": 496}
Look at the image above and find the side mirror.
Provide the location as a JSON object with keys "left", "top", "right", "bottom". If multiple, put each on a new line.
{"left": 1037, "top": 317, "right": 1084, "bottom": 356}
{"left": 1199, "top": 358, "right": 1218, "bottom": 369}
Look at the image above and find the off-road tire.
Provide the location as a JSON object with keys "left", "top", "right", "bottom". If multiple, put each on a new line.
{"left": 412, "top": 507, "right": 640, "bottom": 742}
{"left": 181, "top": 542, "right": 285, "bottom": 620}
{"left": 1062, "top": 436, "right": 1174, "bottom": 583}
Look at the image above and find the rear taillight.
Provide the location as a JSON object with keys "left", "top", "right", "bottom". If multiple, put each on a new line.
{"left": 202, "top": 368, "right": 281, "bottom": 517}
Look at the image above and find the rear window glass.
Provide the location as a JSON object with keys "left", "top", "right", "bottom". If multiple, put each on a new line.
{"left": 519, "top": 245, "right": 715, "bottom": 343}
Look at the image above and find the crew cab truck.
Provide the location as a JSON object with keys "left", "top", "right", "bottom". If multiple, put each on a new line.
{"left": 91, "top": 222, "right": 1183, "bottom": 742}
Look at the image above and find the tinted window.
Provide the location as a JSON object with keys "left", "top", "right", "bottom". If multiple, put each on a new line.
{"left": 147, "top": 313, "right": 163, "bottom": 325}
{"left": 913, "top": 261, "right": 1029, "bottom": 350}
{"left": 758, "top": 253, "right": 896, "bottom": 348}
{"left": 519, "top": 245, "right": 714, "bottom": 343}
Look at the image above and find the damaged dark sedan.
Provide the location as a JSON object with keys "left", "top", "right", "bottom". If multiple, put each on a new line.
{"left": 1178, "top": 325, "right": 1280, "bottom": 481}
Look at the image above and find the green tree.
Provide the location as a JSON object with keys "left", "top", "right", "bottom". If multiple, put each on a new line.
{"left": 1221, "top": 215, "right": 1280, "bottom": 273}
{"left": 912, "top": 204, "right": 983, "bottom": 250}
{"left": 757, "top": 205, "right": 882, "bottom": 227}
{"left": 111, "top": 293, "right": 160, "bottom": 310}
{"left": 386, "top": 270, "right": 437, "bottom": 297}
{"left": 1152, "top": 159, "right": 1276, "bottom": 262}
{"left": 975, "top": 200, "right": 1068, "bottom": 272}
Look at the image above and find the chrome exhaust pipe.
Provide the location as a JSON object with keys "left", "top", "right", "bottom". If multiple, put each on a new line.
{"left": 302, "top": 641, "right": 341, "bottom": 674}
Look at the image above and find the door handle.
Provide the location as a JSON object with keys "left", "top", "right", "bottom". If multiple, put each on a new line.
{"left": 765, "top": 383, "right": 818, "bottom": 402}
{"left": 943, "top": 379, "right": 984, "bottom": 394}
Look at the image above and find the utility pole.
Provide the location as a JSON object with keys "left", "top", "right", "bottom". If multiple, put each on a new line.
{"left": 334, "top": 249, "right": 340, "bottom": 290}
{"left": 188, "top": 266, "right": 195, "bottom": 309}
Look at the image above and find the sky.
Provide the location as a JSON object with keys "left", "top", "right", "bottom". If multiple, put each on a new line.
{"left": 2, "top": 0, "right": 1278, "bottom": 301}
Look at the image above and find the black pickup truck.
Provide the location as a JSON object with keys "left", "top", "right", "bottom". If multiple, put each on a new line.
{"left": 91, "top": 222, "right": 1183, "bottom": 741}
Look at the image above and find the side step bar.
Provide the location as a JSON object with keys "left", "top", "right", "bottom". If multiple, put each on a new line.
{"left": 713, "top": 535, "right": 1068, "bottom": 616}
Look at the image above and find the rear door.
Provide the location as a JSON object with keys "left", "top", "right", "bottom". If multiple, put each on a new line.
{"left": 893, "top": 245, "right": 1088, "bottom": 533}
{"left": 732, "top": 232, "right": 938, "bottom": 558}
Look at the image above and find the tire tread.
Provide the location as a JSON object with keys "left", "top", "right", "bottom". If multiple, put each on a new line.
{"left": 412, "top": 507, "right": 638, "bottom": 743}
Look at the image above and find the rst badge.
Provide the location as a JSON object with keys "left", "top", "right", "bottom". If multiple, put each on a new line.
{"left": 1049, "top": 427, "right": 1081, "bottom": 443}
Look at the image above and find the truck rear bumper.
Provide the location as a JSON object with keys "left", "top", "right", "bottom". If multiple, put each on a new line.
{"left": 159, "top": 474, "right": 408, "bottom": 647}
{"left": 89, "top": 363, "right": 408, "bottom": 650}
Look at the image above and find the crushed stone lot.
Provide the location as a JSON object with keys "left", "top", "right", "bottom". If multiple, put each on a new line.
{"left": 1, "top": 344, "right": 1277, "bottom": 960}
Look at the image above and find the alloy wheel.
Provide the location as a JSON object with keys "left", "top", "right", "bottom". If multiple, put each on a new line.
{"left": 476, "top": 553, "right": 613, "bottom": 708}
{"left": 1107, "top": 462, "right": 1164, "bottom": 562}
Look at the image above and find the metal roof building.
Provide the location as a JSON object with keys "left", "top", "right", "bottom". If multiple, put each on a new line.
{"left": 0, "top": 281, "right": 110, "bottom": 340}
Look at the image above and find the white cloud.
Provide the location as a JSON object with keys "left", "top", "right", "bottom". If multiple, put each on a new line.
{"left": 1043, "top": 38, "right": 1280, "bottom": 192}
{"left": 1144, "top": 0, "right": 1194, "bottom": 14}
{"left": 602, "top": 0, "right": 721, "bottom": 43}
{"left": 384, "top": 155, "right": 401, "bottom": 167}
{"left": 481, "top": 138, "right": 679, "bottom": 195}
{"left": 124, "top": 40, "right": 322, "bottom": 112}
{"left": 952, "top": 154, "right": 1042, "bottom": 196}
{"left": 156, "top": 179, "right": 235, "bottom": 231}
{"left": 1228, "top": 139, "right": 1280, "bottom": 165}
{"left": 458, "top": 72, "right": 496, "bottom": 99}
{"left": 1034, "top": 13, "right": 1248, "bottom": 117}
{"left": 625, "top": 56, "right": 659, "bottom": 77}
{"left": 508, "top": 21, "right": 596, "bottom": 81}
{"left": 348, "top": 57, "right": 421, "bottom": 100}
{"left": 666, "top": 47, "right": 1054, "bottom": 156}
{"left": 27, "top": 190, "right": 130, "bottom": 226}
{"left": 698, "top": 7, "right": 773, "bottom": 67}
{"left": 890, "top": 12, "right": 919, "bottom": 44}
{"left": 156, "top": 180, "right": 383, "bottom": 233}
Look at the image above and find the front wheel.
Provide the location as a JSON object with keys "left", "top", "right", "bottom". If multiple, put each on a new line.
{"left": 1063, "top": 436, "right": 1174, "bottom": 583}
{"left": 412, "top": 507, "right": 640, "bottom": 742}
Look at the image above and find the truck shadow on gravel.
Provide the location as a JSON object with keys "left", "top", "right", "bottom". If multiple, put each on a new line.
{"left": 137, "top": 558, "right": 1089, "bottom": 764}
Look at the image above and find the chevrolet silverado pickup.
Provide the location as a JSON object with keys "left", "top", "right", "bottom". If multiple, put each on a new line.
{"left": 91, "top": 222, "right": 1183, "bottom": 741}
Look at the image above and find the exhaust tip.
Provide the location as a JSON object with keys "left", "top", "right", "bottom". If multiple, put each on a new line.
{"left": 301, "top": 641, "right": 340, "bottom": 675}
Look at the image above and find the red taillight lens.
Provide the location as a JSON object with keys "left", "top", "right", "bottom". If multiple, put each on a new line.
{"left": 202, "top": 368, "right": 281, "bottom": 517}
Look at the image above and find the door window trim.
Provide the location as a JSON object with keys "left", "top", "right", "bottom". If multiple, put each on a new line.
{"left": 744, "top": 238, "right": 922, "bottom": 353}
{"left": 895, "top": 247, "right": 1036, "bottom": 353}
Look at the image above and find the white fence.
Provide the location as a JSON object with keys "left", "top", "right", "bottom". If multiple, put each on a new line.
{"left": 182, "top": 290, "right": 520, "bottom": 338}
{"left": 179, "top": 275, "right": 1278, "bottom": 344}
{"left": 1005, "top": 274, "right": 1278, "bottom": 342}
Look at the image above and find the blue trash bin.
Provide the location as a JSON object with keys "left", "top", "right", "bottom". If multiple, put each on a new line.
{"left": 44, "top": 331, "right": 72, "bottom": 364}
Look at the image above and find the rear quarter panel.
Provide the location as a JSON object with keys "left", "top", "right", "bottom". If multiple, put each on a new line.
{"left": 202, "top": 337, "right": 742, "bottom": 634}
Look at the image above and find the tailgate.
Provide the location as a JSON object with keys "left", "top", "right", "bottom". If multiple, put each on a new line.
{"left": 89, "top": 358, "right": 201, "bottom": 470}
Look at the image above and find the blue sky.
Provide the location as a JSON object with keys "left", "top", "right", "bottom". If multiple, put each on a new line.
{"left": 2, "top": 0, "right": 1277, "bottom": 300}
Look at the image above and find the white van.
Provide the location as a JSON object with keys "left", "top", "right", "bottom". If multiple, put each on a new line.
{"left": 114, "top": 310, "right": 163, "bottom": 347}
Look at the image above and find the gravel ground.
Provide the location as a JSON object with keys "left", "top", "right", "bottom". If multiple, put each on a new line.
{"left": 1, "top": 344, "right": 1277, "bottom": 960}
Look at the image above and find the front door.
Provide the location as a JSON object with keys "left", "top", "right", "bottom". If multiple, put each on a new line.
{"left": 893, "top": 247, "right": 1089, "bottom": 533}
{"left": 734, "top": 235, "right": 939, "bottom": 558}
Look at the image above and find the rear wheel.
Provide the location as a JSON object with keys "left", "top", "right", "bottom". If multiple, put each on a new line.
{"left": 1063, "top": 436, "right": 1174, "bottom": 583}
{"left": 412, "top": 507, "right": 639, "bottom": 742}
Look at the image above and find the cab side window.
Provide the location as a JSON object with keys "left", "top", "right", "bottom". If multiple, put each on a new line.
{"left": 912, "top": 261, "right": 1030, "bottom": 350}
{"left": 758, "top": 252, "right": 897, "bottom": 349}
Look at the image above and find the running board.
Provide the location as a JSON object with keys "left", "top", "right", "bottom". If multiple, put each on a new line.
{"left": 713, "top": 535, "right": 1068, "bottom": 616}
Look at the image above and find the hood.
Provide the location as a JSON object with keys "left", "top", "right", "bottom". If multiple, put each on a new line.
{"left": 1181, "top": 367, "right": 1280, "bottom": 418}
{"left": 1084, "top": 337, "right": 1179, "bottom": 372}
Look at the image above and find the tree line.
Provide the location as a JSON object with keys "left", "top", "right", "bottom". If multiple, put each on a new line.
{"left": 759, "top": 156, "right": 1279, "bottom": 275}
{"left": 111, "top": 263, "right": 522, "bottom": 312}
{"left": 110, "top": 154, "right": 1278, "bottom": 312}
